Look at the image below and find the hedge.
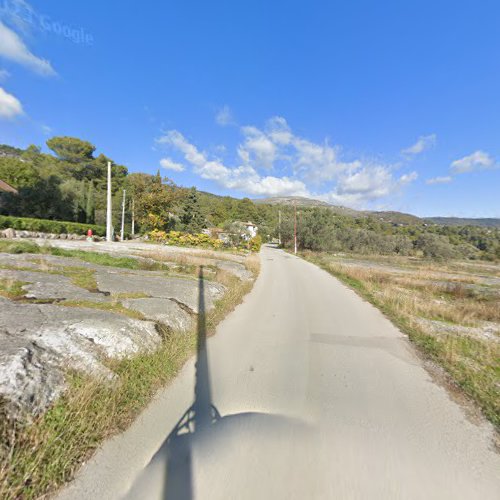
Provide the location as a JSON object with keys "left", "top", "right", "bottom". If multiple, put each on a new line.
{"left": 0, "top": 215, "right": 106, "bottom": 236}
{"left": 149, "top": 230, "right": 224, "bottom": 249}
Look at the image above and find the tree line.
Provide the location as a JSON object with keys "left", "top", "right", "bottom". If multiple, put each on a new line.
{"left": 0, "top": 138, "right": 262, "bottom": 235}
{"left": 1, "top": 137, "right": 498, "bottom": 259}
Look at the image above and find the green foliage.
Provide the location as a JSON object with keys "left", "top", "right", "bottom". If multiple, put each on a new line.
{"left": 126, "top": 172, "right": 182, "bottom": 232}
{"left": 276, "top": 206, "right": 499, "bottom": 261}
{"left": 1, "top": 139, "right": 498, "bottom": 260}
{"left": 248, "top": 235, "right": 262, "bottom": 252}
{"left": 149, "top": 229, "right": 223, "bottom": 249}
{"left": 0, "top": 241, "right": 40, "bottom": 254}
{"left": 0, "top": 215, "right": 105, "bottom": 236}
{"left": 46, "top": 136, "right": 96, "bottom": 162}
{"left": 180, "top": 187, "right": 206, "bottom": 233}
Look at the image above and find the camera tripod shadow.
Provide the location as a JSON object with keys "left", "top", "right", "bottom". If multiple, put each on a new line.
{"left": 125, "top": 266, "right": 305, "bottom": 500}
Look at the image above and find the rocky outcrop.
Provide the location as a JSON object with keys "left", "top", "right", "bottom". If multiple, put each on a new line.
{"left": 0, "top": 298, "right": 161, "bottom": 418}
{"left": 95, "top": 270, "right": 225, "bottom": 313}
{"left": 121, "top": 298, "right": 194, "bottom": 331}
{"left": 0, "top": 250, "right": 232, "bottom": 420}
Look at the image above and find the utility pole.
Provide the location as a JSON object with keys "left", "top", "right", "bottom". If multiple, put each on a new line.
{"left": 278, "top": 209, "right": 281, "bottom": 246}
{"left": 106, "top": 161, "right": 112, "bottom": 242}
{"left": 294, "top": 201, "right": 297, "bottom": 255}
{"left": 120, "top": 189, "right": 126, "bottom": 242}
{"left": 131, "top": 198, "right": 135, "bottom": 237}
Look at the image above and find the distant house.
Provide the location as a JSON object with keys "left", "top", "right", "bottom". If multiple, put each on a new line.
{"left": 245, "top": 221, "right": 258, "bottom": 238}
{"left": 0, "top": 180, "right": 18, "bottom": 194}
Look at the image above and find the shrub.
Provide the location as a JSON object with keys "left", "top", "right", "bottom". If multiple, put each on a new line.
{"left": 414, "top": 233, "right": 456, "bottom": 260}
{"left": 0, "top": 215, "right": 105, "bottom": 236}
{"left": 149, "top": 230, "right": 223, "bottom": 249}
{"left": 248, "top": 235, "right": 262, "bottom": 252}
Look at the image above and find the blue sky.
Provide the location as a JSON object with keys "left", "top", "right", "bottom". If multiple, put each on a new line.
{"left": 0, "top": 0, "right": 499, "bottom": 217}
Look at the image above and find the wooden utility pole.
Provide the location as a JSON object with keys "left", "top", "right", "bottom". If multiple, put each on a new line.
{"left": 294, "top": 201, "right": 297, "bottom": 255}
{"left": 106, "top": 161, "right": 112, "bottom": 242}
{"left": 131, "top": 198, "right": 135, "bottom": 237}
{"left": 278, "top": 209, "right": 281, "bottom": 246}
{"left": 120, "top": 189, "right": 126, "bottom": 242}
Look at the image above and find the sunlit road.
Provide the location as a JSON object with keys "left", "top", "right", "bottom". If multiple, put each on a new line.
{"left": 59, "top": 245, "right": 500, "bottom": 500}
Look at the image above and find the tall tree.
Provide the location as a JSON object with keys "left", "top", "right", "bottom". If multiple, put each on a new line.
{"left": 46, "top": 137, "right": 96, "bottom": 162}
{"left": 180, "top": 187, "right": 205, "bottom": 233}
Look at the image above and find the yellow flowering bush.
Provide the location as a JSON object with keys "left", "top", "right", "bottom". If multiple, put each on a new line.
{"left": 149, "top": 230, "right": 223, "bottom": 249}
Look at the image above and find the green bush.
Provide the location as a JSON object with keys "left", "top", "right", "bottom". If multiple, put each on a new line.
{"left": 248, "top": 235, "right": 262, "bottom": 252}
{"left": 0, "top": 215, "right": 105, "bottom": 236}
{"left": 149, "top": 230, "right": 223, "bottom": 249}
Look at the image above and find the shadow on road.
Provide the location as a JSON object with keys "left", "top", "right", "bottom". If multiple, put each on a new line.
{"left": 160, "top": 266, "right": 219, "bottom": 500}
{"left": 124, "top": 266, "right": 304, "bottom": 500}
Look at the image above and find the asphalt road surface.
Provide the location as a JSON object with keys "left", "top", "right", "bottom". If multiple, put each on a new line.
{"left": 58, "top": 245, "right": 500, "bottom": 500}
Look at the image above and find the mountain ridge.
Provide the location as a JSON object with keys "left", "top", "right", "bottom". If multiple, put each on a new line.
{"left": 252, "top": 196, "right": 500, "bottom": 228}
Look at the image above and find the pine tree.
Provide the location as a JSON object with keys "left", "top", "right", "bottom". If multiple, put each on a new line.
{"left": 181, "top": 187, "right": 205, "bottom": 233}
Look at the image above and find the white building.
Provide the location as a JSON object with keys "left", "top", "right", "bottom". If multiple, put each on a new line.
{"left": 245, "top": 221, "right": 258, "bottom": 238}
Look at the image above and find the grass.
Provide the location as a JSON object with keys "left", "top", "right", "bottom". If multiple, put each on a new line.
{"left": 60, "top": 300, "right": 146, "bottom": 320}
{"left": 0, "top": 251, "right": 260, "bottom": 499}
{"left": 301, "top": 251, "right": 500, "bottom": 428}
{"left": 0, "top": 278, "right": 27, "bottom": 299}
{"left": 0, "top": 240, "right": 170, "bottom": 273}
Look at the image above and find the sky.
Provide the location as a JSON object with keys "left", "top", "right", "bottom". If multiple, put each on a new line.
{"left": 0, "top": 0, "right": 499, "bottom": 218}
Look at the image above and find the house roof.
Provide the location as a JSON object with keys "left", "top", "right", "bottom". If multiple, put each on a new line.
{"left": 0, "top": 180, "right": 18, "bottom": 194}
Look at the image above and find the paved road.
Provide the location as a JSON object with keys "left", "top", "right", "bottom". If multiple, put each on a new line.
{"left": 59, "top": 245, "right": 500, "bottom": 500}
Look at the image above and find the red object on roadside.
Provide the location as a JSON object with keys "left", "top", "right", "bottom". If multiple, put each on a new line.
{"left": 87, "top": 229, "right": 93, "bottom": 237}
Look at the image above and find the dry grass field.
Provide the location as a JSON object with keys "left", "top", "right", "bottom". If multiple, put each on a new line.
{"left": 302, "top": 251, "right": 500, "bottom": 428}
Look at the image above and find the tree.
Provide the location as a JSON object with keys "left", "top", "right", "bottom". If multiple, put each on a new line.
{"left": 85, "top": 182, "right": 95, "bottom": 224}
{"left": 0, "top": 157, "right": 39, "bottom": 188}
{"left": 235, "top": 197, "right": 258, "bottom": 222}
{"left": 180, "top": 187, "right": 205, "bottom": 233}
{"left": 46, "top": 136, "right": 96, "bottom": 163}
{"left": 126, "top": 172, "right": 182, "bottom": 231}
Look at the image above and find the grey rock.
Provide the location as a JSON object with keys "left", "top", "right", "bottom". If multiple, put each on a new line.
{"left": 0, "top": 297, "right": 161, "bottom": 418}
{"left": 215, "top": 260, "right": 253, "bottom": 281}
{"left": 1, "top": 228, "right": 16, "bottom": 238}
{"left": 0, "top": 269, "right": 108, "bottom": 303}
{"left": 96, "top": 270, "right": 225, "bottom": 313}
{"left": 121, "top": 298, "right": 193, "bottom": 331}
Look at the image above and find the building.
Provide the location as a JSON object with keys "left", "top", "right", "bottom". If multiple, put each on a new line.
{"left": 0, "top": 180, "right": 18, "bottom": 194}
{"left": 245, "top": 221, "right": 258, "bottom": 238}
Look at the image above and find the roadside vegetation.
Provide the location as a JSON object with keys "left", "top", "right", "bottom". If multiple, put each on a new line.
{"left": 302, "top": 251, "right": 500, "bottom": 428}
{"left": 0, "top": 248, "right": 260, "bottom": 499}
{"left": 0, "top": 240, "right": 170, "bottom": 272}
{"left": 1, "top": 140, "right": 497, "bottom": 261}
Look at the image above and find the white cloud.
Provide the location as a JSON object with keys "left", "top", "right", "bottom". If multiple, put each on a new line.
{"left": 320, "top": 168, "right": 417, "bottom": 207}
{"left": 157, "top": 130, "right": 308, "bottom": 197}
{"left": 41, "top": 123, "right": 52, "bottom": 135}
{"left": 0, "top": 68, "right": 9, "bottom": 81}
{"left": 399, "top": 171, "right": 418, "bottom": 184}
{"left": 0, "top": 21, "right": 55, "bottom": 75}
{"left": 215, "top": 105, "right": 234, "bottom": 126}
{"left": 240, "top": 116, "right": 359, "bottom": 182}
{"left": 160, "top": 157, "right": 185, "bottom": 172}
{"left": 0, "top": 86, "right": 23, "bottom": 118}
{"left": 238, "top": 125, "right": 277, "bottom": 169}
{"left": 450, "top": 150, "right": 495, "bottom": 174}
{"left": 426, "top": 176, "right": 452, "bottom": 185}
{"left": 157, "top": 117, "right": 419, "bottom": 207}
{"left": 402, "top": 134, "right": 436, "bottom": 155}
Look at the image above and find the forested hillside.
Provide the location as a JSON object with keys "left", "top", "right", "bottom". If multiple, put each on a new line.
{"left": 0, "top": 138, "right": 262, "bottom": 235}
{"left": 1, "top": 138, "right": 499, "bottom": 260}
